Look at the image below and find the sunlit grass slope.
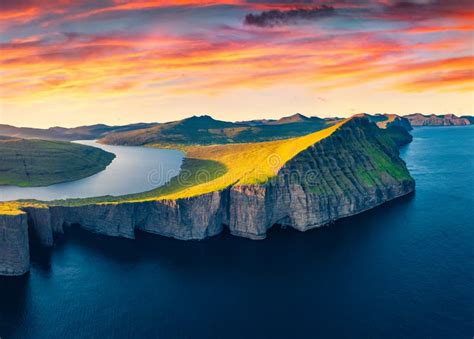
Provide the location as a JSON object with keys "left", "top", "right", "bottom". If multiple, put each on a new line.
{"left": 0, "top": 202, "right": 26, "bottom": 216}
{"left": 147, "top": 119, "right": 347, "bottom": 200}
{"left": 0, "top": 201, "right": 47, "bottom": 216}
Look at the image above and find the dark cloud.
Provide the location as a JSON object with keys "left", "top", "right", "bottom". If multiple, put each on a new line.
{"left": 244, "top": 5, "right": 336, "bottom": 27}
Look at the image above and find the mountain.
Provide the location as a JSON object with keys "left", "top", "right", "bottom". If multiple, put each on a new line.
{"left": 404, "top": 113, "right": 471, "bottom": 126}
{"left": 350, "top": 113, "right": 413, "bottom": 146}
{"left": 3, "top": 112, "right": 470, "bottom": 144}
{"left": 99, "top": 115, "right": 247, "bottom": 146}
{"left": 99, "top": 114, "right": 333, "bottom": 146}
{"left": 268, "top": 113, "right": 315, "bottom": 124}
{"left": 461, "top": 116, "right": 474, "bottom": 124}
{"left": 0, "top": 123, "right": 158, "bottom": 141}
{"left": 2, "top": 112, "right": 413, "bottom": 147}
{"left": 242, "top": 113, "right": 321, "bottom": 126}
{"left": 366, "top": 113, "right": 413, "bottom": 131}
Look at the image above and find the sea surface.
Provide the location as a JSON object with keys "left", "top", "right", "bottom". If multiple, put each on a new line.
{"left": 0, "top": 141, "right": 184, "bottom": 201}
{"left": 1, "top": 126, "right": 473, "bottom": 338}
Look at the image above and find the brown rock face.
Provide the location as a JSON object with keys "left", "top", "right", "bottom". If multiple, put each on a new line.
{"left": 0, "top": 117, "right": 415, "bottom": 275}
{"left": 405, "top": 113, "right": 471, "bottom": 126}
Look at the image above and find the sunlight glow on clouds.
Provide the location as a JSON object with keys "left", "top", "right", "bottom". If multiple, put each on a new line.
{"left": 0, "top": 0, "right": 473, "bottom": 127}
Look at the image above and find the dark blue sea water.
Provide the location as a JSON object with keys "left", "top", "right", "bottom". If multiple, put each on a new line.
{"left": 1, "top": 126, "right": 473, "bottom": 338}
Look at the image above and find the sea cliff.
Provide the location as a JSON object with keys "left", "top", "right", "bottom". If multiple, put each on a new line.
{"left": 0, "top": 213, "right": 29, "bottom": 275}
{"left": 0, "top": 117, "right": 415, "bottom": 276}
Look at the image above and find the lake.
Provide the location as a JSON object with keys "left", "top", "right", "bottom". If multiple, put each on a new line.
{"left": 0, "top": 141, "right": 184, "bottom": 201}
{"left": 0, "top": 126, "right": 473, "bottom": 338}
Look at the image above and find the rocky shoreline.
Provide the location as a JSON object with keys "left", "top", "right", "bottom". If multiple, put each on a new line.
{"left": 0, "top": 118, "right": 415, "bottom": 276}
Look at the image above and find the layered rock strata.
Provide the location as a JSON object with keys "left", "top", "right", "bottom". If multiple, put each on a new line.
{"left": 0, "top": 214, "right": 29, "bottom": 275}
{"left": 405, "top": 113, "right": 471, "bottom": 126}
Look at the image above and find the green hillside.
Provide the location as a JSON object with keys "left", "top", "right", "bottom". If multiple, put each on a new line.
{"left": 0, "top": 138, "right": 115, "bottom": 187}
{"left": 99, "top": 115, "right": 333, "bottom": 146}
{"left": 0, "top": 122, "right": 157, "bottom": 141}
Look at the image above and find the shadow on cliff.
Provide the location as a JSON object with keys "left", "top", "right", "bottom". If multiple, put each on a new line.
{"left": 24, "top": 191, "right": 416, "bottom": 278}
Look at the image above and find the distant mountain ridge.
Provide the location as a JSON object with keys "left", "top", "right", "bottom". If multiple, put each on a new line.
{"left": 0, "top": 122, "right": 158, "bottom": 141}
{"left": 1, "top": 113, "right": 471, "bottom": 145}
{"left": 244, "top": 113, "right": 322, "bottom": 126}
{"left": 404, "top": 113, "right": 472, "bottom": 126}
{"left": 99, "top": 114, "right": 332, "bottom": 146}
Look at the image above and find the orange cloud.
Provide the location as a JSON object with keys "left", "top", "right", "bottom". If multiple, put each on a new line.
{"left": 1, "top": 27, "right": 472, "bottom": 102}
{"left": 405, "top": 24, "right": 474, "bottom": 34}
{"left": 1, "top": 1, "right": 472, "bottom": 108}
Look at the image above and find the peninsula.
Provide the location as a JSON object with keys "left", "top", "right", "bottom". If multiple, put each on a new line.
{"left": 0, "top": 116, "right": 414, "bottom": 275}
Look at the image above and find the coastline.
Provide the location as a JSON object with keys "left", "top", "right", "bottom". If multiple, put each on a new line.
{"left": 0, "top": 117, "right": 415, "bottom": 276}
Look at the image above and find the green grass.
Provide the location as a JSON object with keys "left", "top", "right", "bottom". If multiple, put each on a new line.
{"left": 355, "top": 131, "right": 412, "bottom": 183}
{"left": 364, "top": 144, "right": 411, "bottom": 181}
{"left": 0, "top": 138, "right": 115, "bottom": 187}
{"left": 356, "top": 166, "right": 378, "bottom": 186}
{"left": 149, "top": 120, "right": 346, "bottom": 200}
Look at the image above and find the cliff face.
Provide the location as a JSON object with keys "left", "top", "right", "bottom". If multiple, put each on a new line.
{"left": 373, "top": 114, "right": 413, "bottom": 131}
{"left": 355, "top": 114, "right": 413, "bottom": 146}
{"left": 227, "top": 118, "right": 414, "bottom": 238}
{"left": 405, "top": 113, "right": 471, "bottom": 126}
{"left": 383, "top": 125, "right": 413, "bottom": 146}
{"left": 0, "top": 213, "right": 29, "bottom": 275}
{"left": 0, "top": 118, "right": 415, "bottom": 275}
{"left": 385, "top": 116, "right": 413, "bottom": 131}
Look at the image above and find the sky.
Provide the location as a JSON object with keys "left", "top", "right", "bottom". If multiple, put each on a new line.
{"left": 0, "top": 0, "right": 473, "bottom": 128}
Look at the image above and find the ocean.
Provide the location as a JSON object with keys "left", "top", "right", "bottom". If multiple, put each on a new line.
{"left": 1, "top": 126, "right": 473, "bottom": 338}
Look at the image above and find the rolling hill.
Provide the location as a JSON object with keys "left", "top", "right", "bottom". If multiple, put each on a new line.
{"left": 0, "top": 122, "right": 158, "bottom": 141}
{"left": 0, "top": 138, "right": 115, "bottom": 187}
{"left": 99, "top": 114, "right": 333, "bottom": 146}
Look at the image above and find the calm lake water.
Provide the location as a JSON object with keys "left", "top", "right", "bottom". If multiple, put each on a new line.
{"left": 1, "top": 126, "right": 473, "bottom": 338}
{"left": 0, "top": 141, "right": 184, "bottom": 201}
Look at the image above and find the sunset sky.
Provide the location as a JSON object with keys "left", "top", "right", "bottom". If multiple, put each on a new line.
{"left": 1, "top": 0, "right": 473, "bottom": 128}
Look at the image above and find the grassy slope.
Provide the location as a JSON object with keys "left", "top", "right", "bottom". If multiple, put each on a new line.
{"left": 157, "top": 120, "right": 345, "bottom": 200}
{"left": 356, "top": 132, "right": 412, "bottom": 184}
{"left": 99, "top": 115, "right": 332, "bottom": 146}
{"left": 0, "top": 138, "right": 115, "bottom": 187}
